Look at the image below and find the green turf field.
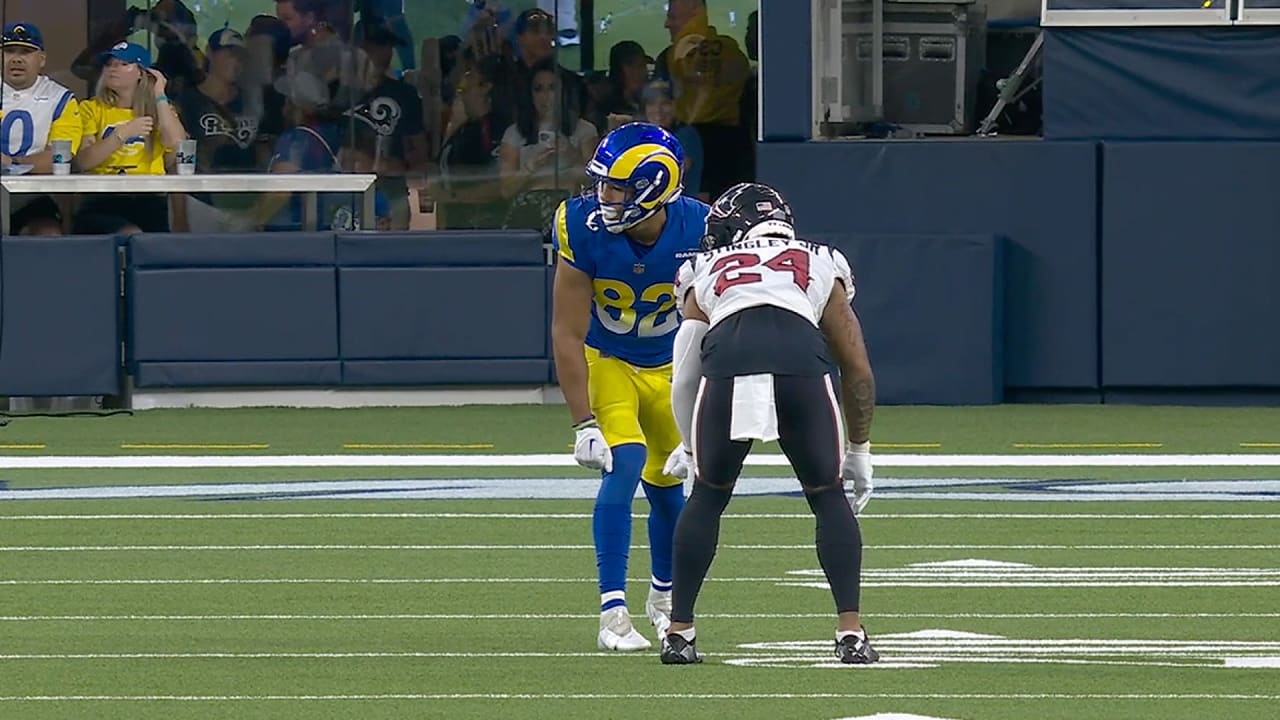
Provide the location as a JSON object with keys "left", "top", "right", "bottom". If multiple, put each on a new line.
{"left": 1, "top": 404, "right": 1278, "bottom": 718}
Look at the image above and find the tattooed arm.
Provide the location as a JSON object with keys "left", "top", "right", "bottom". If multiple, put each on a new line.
{"left": 819, "top": 281, "right": 875, "bottom": 443}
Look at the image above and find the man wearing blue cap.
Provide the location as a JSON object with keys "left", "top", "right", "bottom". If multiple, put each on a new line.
{"left": 2, "top": 22, "right": 82, "bottom": 233}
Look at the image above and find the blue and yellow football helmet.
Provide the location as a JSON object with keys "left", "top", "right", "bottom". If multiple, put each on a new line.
{"left": 585, "top": 122, "right": 685, "bottom": 234}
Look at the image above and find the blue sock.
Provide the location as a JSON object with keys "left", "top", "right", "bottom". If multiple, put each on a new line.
{"left": 594, "top": 442, "right": 646, "bottom": 612}
{"left": 642, "top": 481, "right": 685, "bottom": 592}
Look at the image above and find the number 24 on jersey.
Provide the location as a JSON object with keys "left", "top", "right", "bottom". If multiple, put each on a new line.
{"left": 711, "top": 248, "right": 812, "bottom": 296}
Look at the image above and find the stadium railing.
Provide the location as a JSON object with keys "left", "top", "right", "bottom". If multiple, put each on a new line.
{"left": 0, "top": 174, "right": 379, "bottom": 235}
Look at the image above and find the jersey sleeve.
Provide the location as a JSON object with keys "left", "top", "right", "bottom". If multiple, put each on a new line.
{"left": 832, "top": 248, "right": 857, "bottom": 302}
{"left": 79, "top": 100, "right": 102, "bottom": 141}
{"left": 674, "top": 259, "right": 697, "bottom": 309}
{"left": 551, "top": 200, "right": 594, "bottom": 275}
{"left": 49, "top": 95, "right": 83, "bottom": 154}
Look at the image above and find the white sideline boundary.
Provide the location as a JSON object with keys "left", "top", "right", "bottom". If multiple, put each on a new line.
{"left": 5, "top": 453, "right": 1280, "bottom": 469}
{"left": 0, "top": 692, "right": 1276, "bottom": 702}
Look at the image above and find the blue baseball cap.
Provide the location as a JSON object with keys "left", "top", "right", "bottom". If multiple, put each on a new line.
{"left": 1, "top": 22, "right": 44, "bottom": 51}
{"left": 97, "top": 41, "right": 153, "bottom": 69}
{"left": 208, "top": 27, "right": 246, "bottom": 53}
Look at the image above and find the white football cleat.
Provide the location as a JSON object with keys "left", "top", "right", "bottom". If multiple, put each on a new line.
{"left": 645, "top": 587, "right": 672, "bottom": 639}
{"left": 598, "top": 606, "right": 652, "bottom": 651}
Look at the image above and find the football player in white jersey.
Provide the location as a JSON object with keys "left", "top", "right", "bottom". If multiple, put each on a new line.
{"left": 658, "top": 182, "right": 879, "bottom": 665}
{"left": 2, "top": 22, "right": 82, "bottom": 232}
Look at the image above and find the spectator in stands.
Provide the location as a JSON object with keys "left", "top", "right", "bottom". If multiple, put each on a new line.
{"left": 501, "top": 8, "right": 584, "bottom": 125}
{"left": 499, "top": 58, "right": 596, "bottom": 199}
{"left": 441, "top": 56, "right": 508, "bottom": 172}
{"left": 357, "top": 0, "right": 416, "bottom": 71}
{"left": 175, "top": 28, "right": 264, "bottom": 233}
{"left": 336, "top": 23, "right": 425, "bottom": 230}
{"left": 2, "top": 22, "right": 82, "bottom": 234}
{"left": 179, "top": 29, "right": 263, "bottom": 173}
{"left": 347, "top": 18, "right": 428, "bottom": 175}
{"left": 438, "top": 34, "right": 463, "bottom": 106}
{"left": 244, "top": 16, "right": 291, "bottom": 145}
{"left": 275, "top": 0, "right": 328, "bottom": 48}
{"left": 596, "top": 41, "right": 653, "bottom": 132}
{"left": 435, "top": 56, "right": 510, "bottom": 228}
{"left": 277, "top": 1, "right": 378, "bottom": 118}
{"left": 73, "top": 0, "right": 203, "bottom": 98}
{"left": 73, "top": 42, "right": 189, "bottom": 234}
{"left": 655, "top": 0, "right": 751, "bottom": 199}
{"left": 498, "top": 58, "right": 596, "bottom": 235}
{"left": 262, "top": 65, "right": 339, "bottom": 229}
{"left": 259, "top": 63, "right": 375, "bottom": 231}
{"left": 642, "top": 81, "right": 704, "bottom": 201}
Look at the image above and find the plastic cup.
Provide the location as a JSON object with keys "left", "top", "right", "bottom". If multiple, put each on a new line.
{"left": 177, "top": 139, "right": 198, "bottom": 176}
{"left": 51, "top": 139, "right": 72, "bottom": 175}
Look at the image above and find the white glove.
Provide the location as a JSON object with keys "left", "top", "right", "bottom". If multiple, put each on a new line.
{"left": 573, "top": 418, "right": 613, "bottom": 472}
{"left": 842, "top": 440, "right": 873, "bottom": 514}
{"left": 663, "top": 444, "right": 694, "bottom": 480}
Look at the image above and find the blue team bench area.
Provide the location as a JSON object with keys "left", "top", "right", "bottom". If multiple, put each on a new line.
{"left": 0, "top": 229, "right": 1003, "bottom": 405}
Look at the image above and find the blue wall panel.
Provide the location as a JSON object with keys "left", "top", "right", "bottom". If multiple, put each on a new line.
{"left": 342, "top": 360, "right": 550, "bottom": 386}
{"left": 0, "top": 235, "right": 120, "bottom": 396}
{"left": 810, "top": 233, "right": 1004, "bottom": 405}
{"left": 1045, "top": 28, "right": 1280, "bottom": 140}
{"left": 340, "top": 267, "right": 547, "bottom": 359}
{"left": 128, "top": 233, "right": 339, "bottom": 387}
{"left": 760, "top": 0, "right": 812, "bottom": 140}
{"left": 130, "top": 268, "right": 338, "bottom": 362}
{"left": 1101, "top": 142, "right": 1280, "bottom": 387}
{"left": 336, "top": 231, "right": 544, "bottom": 266}
{"left": 759, "top": 140, "right": 1098, "bottom": 390}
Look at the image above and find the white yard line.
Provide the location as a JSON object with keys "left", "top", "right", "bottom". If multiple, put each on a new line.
{"left": 3, "top": 513, "right": 1278, "bottom": 520}
{"left": 0, "top": 543, "right": 1273, "bottom": 552}
{"left": 0, "top": 693, "right": 1276, "bottom": 701}
{"left": 1, "top": 612, "right": 1276, "bottom": 622}
{"left": 4, "top": 453, "right": 1280, "bottom": 468}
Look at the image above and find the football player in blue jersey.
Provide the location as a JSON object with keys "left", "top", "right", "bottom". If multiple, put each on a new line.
{"left": 550, "top": 122, "right": 710, "bottom": 650}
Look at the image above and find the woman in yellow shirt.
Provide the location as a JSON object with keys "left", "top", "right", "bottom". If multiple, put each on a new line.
{"left": 73, "top": 41, "right": 188, "bottom": 233}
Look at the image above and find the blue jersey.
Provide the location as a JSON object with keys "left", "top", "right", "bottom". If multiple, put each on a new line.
{"left": 554, "top": 194, "right": 709, "bottom": 367}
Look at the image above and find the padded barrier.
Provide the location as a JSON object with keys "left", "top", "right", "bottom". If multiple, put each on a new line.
{"left": 1044, "top": 28, "right": 1280, "bottom": 140}
{"left": 759, "top": 139, "right": 1097, "bottom": 391}
{"left": 0, "top": 235, "right": 120, "bottom": 396}
{"left": 810, "top": 233, "right": 1004, "bottom": 405}
{"left": 1101, "top": 142, "right": 1280, "bottom": 388}
{"left": 128, "top": 233, "right": 339, "bottom": 386}
{"left": 337, "top": 230, "right": 549, "bottom": 384}
{"left": 128, "top": 231, "right": 551, "bottom": 387}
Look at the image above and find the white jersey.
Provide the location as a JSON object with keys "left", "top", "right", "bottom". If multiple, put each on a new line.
{"left": 676, "top": 236, "right": 856, "bottom": 329}
{"left": 1, "top": 76, "right": 77, "bottom": 158}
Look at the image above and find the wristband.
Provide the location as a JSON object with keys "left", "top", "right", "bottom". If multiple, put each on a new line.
{"left": 155, "top": 95, "right": 169, "bottom": 104}
{"left": 572, "top": 415, "right": 598, "bottom": 431}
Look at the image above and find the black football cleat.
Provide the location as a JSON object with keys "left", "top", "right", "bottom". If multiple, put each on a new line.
{"left": 835, "top": 630, "right": 880, "bottom": 664}
{"left": 659, "top": 632, "right": 704, "bottom": 664}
